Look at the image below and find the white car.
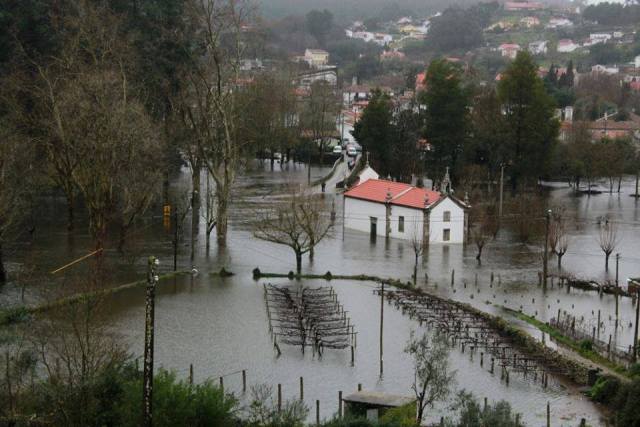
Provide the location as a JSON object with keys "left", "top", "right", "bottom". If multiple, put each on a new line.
{"left": 332, "top": 145, "right": 343, "bottom": 154}
{"left": 346, "top": 145, "right": 357, "bottom": 157}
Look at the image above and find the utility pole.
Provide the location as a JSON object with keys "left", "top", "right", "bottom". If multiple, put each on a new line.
{"left": 499, "top": 163, "right": 505, "bottom": 219}
{"left": 634, "top": 293, "right": 640, "bottom": 362}
{"left": 380, "top": 282, "right": 384, "bottom": 377}
{"left": 543, "top": 210, "right": 551, "bottom": 291}
{"left": 143, "top": 256, "right": 160, "bottom": 427}
{"left": 173, "top": 209, "right": 178, "bottom": 272}
{"left": 615, "top": 253, "right": 620, "bottom": 323}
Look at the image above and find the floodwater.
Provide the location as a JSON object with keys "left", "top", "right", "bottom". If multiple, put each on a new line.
{"left": 4, "top": 161, "right": 640, "bottom": 426}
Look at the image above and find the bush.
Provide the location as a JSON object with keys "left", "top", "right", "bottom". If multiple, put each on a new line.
{"left": 116, "top": 369, "right": 238, "bottom": 427}
{"left": 579, "top": 340, "right": 593, "bottom": 351}
{"left": 590, "top": 376, "right": 621, "bottom": 404}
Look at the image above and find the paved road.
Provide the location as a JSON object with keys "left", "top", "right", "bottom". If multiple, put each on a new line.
{"left": 310, "top": 151, "right": 360, "bottom": 194}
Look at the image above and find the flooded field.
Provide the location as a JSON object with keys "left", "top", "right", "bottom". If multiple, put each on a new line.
{"left": 3, "top": 162, "right": 640, "bottom": 426}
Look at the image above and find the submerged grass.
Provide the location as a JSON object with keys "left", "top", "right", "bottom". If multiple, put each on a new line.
{"left": 503, "top": 307, "right": 631, "bottom": 379}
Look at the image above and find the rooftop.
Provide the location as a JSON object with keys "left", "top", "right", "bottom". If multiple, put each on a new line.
{"left": 342, "top": 391, "right": 416, "bottom": 408}
{"left": 344, "top": 179, "right": 441, "bottom": 209}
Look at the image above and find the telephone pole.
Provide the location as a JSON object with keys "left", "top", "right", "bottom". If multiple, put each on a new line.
{"left": 143, "top": 256, "right": 160, "bottom": 427}
{"left": 543, "top": 210, "right": 551, "bottom": 290}
{"left": 379, "top": 282, "right": 384, "bottom": 377}
{"left": 499, "top": 163, "right": 505, "bottom": 219}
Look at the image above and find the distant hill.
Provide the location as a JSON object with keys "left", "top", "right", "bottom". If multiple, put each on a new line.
{"left": 256, "top": 0, "right": 489, "bottom": 22}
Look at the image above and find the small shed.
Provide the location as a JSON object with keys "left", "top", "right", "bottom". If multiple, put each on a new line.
{"left": 343, "top": 391, "right": 416, "bottom": 421}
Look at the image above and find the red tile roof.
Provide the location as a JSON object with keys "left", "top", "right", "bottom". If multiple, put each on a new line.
{"left": 344, "top": 179, "right": 441, "bottom": 209}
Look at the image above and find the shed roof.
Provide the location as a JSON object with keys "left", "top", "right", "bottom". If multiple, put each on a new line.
{"left": 343, "top": 391, "right": 415, "bottom": 408}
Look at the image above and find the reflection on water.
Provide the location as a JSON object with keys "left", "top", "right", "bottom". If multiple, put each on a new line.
{"left": 4, "top": 164, "right": 640, "bottom": 426}
{"left": 104, "top": 275, "right": 604, "bottom": 426}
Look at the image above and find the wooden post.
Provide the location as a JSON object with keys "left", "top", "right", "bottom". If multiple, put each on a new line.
{"left": 189, "top": 364, "right": 193, "bottom": 385}
{"left": 338, "top": 391, "right": 343, "bottom": 418}
{"left": 490, "top": 357, "right": 495, "bottom": 374}
{"left": 242, "top": 370, "right": 247, "bottom": 393}
{"left": 484, "top": 397, "right": 487, "bottom": 411}
{"left": 480, "top": 352, "right": 484, "bottom": 367}
{"left": 219, "top": 377, "right": 224, "bottom": 393}
{"left": 597, "top": 310, "right": 601, "bottom": 339}
{"left": 451, "top": 269, "right": 455, "bottom": 286}
{"left": 546, "top": 401, "right": 550, "bottom": 427}
{"left": 278, "top": 384, "right": 282, "bottom": 412}
{"left": 379, "top": 282, "right": 384, "bottom": 377}
{"left": 300, "top": 377, "right": 304, "bottom": 401}
{"left": 351, "top": 345, "right": 354, "bottom": 365}
{"left": 358, "top": 383, "right": 362, "bottom": 391}
{"left": 634, "top": 291, "right": 640, "bottom": 362}
{"left": 608, "top": 335, "right": 612, "bottom": 359}
{"left": 316, "top": 400, "right": 320, "bottom": 426}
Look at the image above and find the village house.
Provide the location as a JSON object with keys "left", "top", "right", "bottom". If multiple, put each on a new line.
{"left": 380, "top": 50, "right": 406, "bottom": 61}
{"left": 520, "top": 16, "right": 540, "bottom": 28}
{"left": 546, "top": 17, "right": 573, "bottom": 29}
{"left": 296, "top": 68, "right": 338, "bottom": 89}
{"left": 529, "top": 40, "right": 548, "bottom": 55}
{"left": 304, "top": 49, "right": 330, "bottom": 68}
{"left": 504, "top": 1, "right": 543, "bottom": 11}
{"left": 586, "top": 33, "right": 612, "bottom": 46}
{"left": 591, "top": 64, "right": 619, "bottom": 75}
{"left": 557, "top": 39, "right": 579, "bottom": 53}
{"left": 499, "top": 43, "right": 521, "bottom": 59}
{"left": 343, "top": 169, "right": 469, "bottom": 244}
{"left": 635, "top": 55, "right": 640, "bottom": 69}
{"left": 372, "top": 33, "right": 393, "bottom": 46}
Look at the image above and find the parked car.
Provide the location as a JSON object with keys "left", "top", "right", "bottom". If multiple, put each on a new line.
{"left": 346, "top": 145, "right": 357, "bottom": 157}
{"left": 332, "top": 145, "right": 343, "bottom": 154}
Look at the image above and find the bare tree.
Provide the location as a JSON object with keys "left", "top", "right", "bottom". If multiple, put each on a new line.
{"left": 0, "top": 119, "right": 33, "bottom": 283}
{"left": 405, "top": 331, "right": 455, "bottom": 424}
{"left": 470, "top": 205, "right": 497, "bottom": 263}
{"left": 177, "top": 0, "right": 254, "bottom": 247}
{"left": 254, "top": 190, "right": 332, "bottom": 274}
{"left": 410, "top": 232, "right": 424, "bottom": 285}
{"left": 202, "top": 172, "right": 218, "bottom": 254}
{"left": 598, "top": 218, "right": 620, "bottom": 272}
{"left": 548, "top": 206, "right": 570, "bottom": 269}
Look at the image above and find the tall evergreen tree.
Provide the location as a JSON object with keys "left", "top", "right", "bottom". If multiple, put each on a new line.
{"left": 419, "top": 59, "right": 470, "bottom": 183}
{"left": 498, "top": 51, "right": 559, "bottom": 190}
{"left": 352, "top": 89, "right": 395, "bottom": 176}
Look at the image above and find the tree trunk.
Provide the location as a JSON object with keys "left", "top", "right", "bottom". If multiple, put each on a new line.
{"left": 0, "top": 243, "right": 6, "bottom": 284}
{"left": 476, "top": 244, "right": 483, "bottom": 261}
{"left": 605, "top": 252, "right": 610, "bottom": 272}
{"left": 558, "top": 253, "right": 564, "bottom": 269}
{"left": 617, "top": 176, "right": 622, "bottom": 193}
{"left": 67, "top": 193, "right": 75, "bottom": 231}
{"left": 416, "top": 402, "right": 425, "bottom": 425}
{"left": 413, "top": 255, "right": 418, "bottom": 286}
{"left": 215, "top": 184, "right": 229, "bottom": 246}
{"left": 635, "top": 171, "right": 639, "bottom": 197}
{"left": 295, "top": 252, "right": 302, "bottom": 275}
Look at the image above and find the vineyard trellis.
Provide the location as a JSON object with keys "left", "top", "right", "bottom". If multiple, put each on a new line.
{"left": 379, "top": 288, "right": 572, "bottom": 388}
{"left": 264, "top": 283, "right": 356, "bottom": 359}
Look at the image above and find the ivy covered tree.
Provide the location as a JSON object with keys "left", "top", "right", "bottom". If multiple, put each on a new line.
{"left": 497, "top": 51, "right": 559, "bottom": 191}
{"left": 420, "top": 59, "right": 470, "bottom": 184}
{"left": 352, "top": 89, "right": 395, "bottom": 176}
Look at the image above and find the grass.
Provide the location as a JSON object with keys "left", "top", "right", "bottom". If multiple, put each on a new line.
{"left": 503, "top": 307, "right": 632, "bottom": 379}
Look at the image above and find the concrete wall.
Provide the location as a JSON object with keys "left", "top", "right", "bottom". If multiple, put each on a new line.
{"left": 344, "top": 197, "right": 423, "bottom": 240}
{"left": 428, "top": 198, "right": 465, "bottom": 244}
{"left": 344, "top": 196, "right": 466, "bottom": 244}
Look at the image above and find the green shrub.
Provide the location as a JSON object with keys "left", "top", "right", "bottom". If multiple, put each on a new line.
{"left": 579, "top": 340, "right": 593, "bottom": 351}
{"left": 589, "top": 376, "right": 620, "bottom": 404}
{"left": 116, "top": 369, "right": 238, "bottom": 427}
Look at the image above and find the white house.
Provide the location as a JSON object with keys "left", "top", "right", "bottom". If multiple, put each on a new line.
{"left": 296, "top": 68, "right": 338, "bottom": 89}
{"left": 591, "top": 64, "right": 619, "bottom": 75}
{"left": 635, "top": 55, "right": 640, "bottom": 69}
{"left": 546, "top": 18, "right": 573, "bottom": 29}
{"left": 589, "top": 33, "right": 612, "bottom": 45}
{"left": 557, "top": 39, "right": 579, "bottom": 53}
{"left": 529, "top": 40, "right": 548, "bottom": 55}
{"left": 343, "top": 177, "right": 469, "bottom": 244}
{"left": 499, "top": 43, "right": 521, "bottom": 59}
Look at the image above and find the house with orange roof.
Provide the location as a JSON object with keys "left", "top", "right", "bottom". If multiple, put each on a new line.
{"left": 343, "top": 169, "right": 469, "bottom": 243}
